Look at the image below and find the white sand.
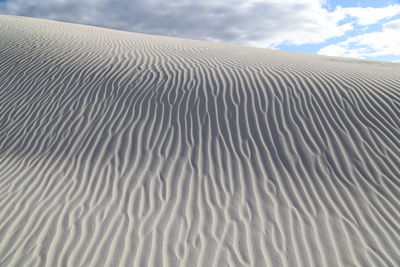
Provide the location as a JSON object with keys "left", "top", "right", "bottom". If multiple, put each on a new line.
{"left": 0, "top": 15, "right": 399, "bottom": 267}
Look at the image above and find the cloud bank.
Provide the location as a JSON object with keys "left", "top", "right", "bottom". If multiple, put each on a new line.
{"left": 318, "top": 19, "right": 400, "bottom": 59}
{"left": 1, "top": 0, "right": 400, "bottom": 58}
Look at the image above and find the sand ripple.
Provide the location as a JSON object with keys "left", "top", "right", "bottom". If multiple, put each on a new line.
{"left": 0, "top": 15, "right": 399, "bottom": 267}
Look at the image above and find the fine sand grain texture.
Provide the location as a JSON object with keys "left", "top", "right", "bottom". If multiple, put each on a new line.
{"left": 0, "top": 15, "right": 399, "bottom": 267}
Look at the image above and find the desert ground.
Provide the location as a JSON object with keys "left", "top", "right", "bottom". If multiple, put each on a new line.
{"left": 0, "top": 15, "right": 399, "bottom": 267}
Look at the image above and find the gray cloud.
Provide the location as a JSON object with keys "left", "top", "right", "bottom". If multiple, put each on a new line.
{"left": 1, "top": 0, "right": 399, "bottom": 48}
{"left": 384, "top": 18, "right": 400, "bottom": 30}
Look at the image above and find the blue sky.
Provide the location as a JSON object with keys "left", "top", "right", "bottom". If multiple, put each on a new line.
{"left": 0, "top": 0, "right": 400, "bottom": 62}
{"left": 280, "top": 0, "right": 400, "bottom": 62}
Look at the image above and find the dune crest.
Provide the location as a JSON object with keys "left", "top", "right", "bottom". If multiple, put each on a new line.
{"left": 0, "top": 15, "right": 399, "bottom": 267}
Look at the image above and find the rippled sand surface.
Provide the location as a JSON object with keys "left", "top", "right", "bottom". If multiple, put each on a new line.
{"left": 0, "top": 15, "right": 399, "bottom": 267}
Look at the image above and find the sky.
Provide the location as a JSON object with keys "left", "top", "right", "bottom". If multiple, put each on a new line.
{"left": 1, "top": 0, "right": 400, "bottom": 62}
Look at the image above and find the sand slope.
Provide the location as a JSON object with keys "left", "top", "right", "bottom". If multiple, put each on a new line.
{"left": 0, "top": 15, "right": 399, "bottom": 267}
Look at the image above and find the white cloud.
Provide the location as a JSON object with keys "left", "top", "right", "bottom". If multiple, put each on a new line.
{"left": 317, "top": 19, "right": 400, "bottom": 59}
{"left": 333, "top": 5, "right": 400, "bottom": 26}
{"left": 0, "top": 0, "right": 400, "bottom": 49}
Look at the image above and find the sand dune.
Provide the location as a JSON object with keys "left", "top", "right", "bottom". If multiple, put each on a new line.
{"left": 0, "top": 15, "right": 399, "bottom": 267}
